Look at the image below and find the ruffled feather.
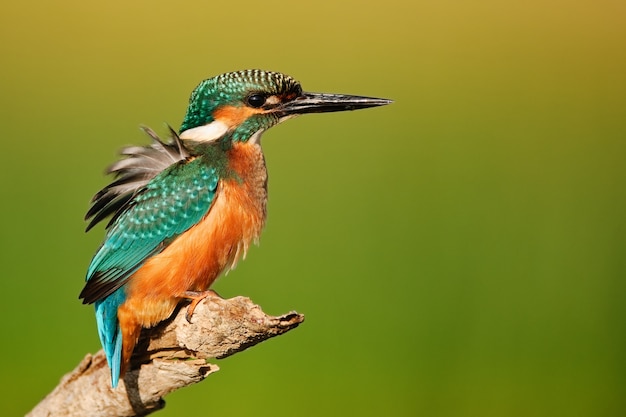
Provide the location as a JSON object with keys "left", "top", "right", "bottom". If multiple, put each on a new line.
{"left": 85, "top": 126, "right": 189, "bottom": 231}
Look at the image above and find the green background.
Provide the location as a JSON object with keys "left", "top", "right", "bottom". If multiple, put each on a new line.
{"left": 2, "top": 0, "right": 625, "bottom": 415}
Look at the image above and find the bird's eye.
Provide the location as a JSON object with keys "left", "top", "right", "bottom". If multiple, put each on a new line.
{"left": 246, "top": 93, "right": 266, "bottom": 108}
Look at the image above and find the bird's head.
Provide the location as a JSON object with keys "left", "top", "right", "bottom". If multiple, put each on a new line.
{"left": 179, "top": 69, "right": 391, "bottom": 145}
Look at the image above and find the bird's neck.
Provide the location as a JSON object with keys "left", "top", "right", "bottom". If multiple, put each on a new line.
{"left": 180, "top": 136, "right": 266, "bottom": 185}
{"left": 182, "top": 128, "right": 266, "bottom": 155}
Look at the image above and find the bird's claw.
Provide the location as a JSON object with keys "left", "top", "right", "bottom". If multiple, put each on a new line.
{"left": 182, "top": 290, "right": 218, "bottom": 323}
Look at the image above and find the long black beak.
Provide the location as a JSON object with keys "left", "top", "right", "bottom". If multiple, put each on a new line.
{"left": 277, "top": 92, "right": 392, "bottom": 116}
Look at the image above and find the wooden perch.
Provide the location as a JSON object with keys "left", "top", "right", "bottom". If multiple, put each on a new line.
{"left": 28, "top": 295, "right": 304, "bottom": 417}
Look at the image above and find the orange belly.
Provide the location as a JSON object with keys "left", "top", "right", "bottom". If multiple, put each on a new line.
{"left": 122, "top": 141, "right": 268, "bottom": 328}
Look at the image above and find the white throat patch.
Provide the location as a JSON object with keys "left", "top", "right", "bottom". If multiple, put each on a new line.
{"left": 248, "top": 129, "right": 265, "bottom": 145}
{"left": 179, "top": 120, "right": 229, "bottom": 142}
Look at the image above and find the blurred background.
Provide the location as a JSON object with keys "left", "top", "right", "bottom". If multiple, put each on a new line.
{"left": 1, "top": 0, "right": 625, "bottom": 415}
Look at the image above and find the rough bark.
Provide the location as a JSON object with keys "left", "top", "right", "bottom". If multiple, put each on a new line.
{"left": 27, "top": 294, "right": 304, "bottom": 417}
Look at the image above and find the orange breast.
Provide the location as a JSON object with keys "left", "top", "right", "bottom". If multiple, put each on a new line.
{"left": 124, "top": 141, "right": 268, "bottom": 327}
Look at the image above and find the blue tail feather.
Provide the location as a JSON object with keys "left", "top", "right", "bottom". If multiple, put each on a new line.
{"left": 94, "top": 287, "right": 126, "bottom": 388}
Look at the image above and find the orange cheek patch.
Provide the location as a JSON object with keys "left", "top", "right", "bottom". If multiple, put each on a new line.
{"left": 213, "top": 105, "right": 265, "bottom": 128}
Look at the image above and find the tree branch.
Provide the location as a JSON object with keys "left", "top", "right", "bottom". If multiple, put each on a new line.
{"left": 28, "top": 294, "right": 304, "bottom": 417}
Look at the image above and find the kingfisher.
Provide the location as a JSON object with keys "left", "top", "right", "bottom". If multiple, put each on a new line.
{"left": 79, "top": 69, "right": 391, "bottom": 388}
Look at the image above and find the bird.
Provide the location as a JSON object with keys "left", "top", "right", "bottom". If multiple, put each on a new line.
{"left": 79, "top": 69, "right": 392, "bottom": 388}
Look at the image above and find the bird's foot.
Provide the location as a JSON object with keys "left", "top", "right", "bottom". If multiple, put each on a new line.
{"left": 182, "top": 290, "right": 219, "bottom": 323}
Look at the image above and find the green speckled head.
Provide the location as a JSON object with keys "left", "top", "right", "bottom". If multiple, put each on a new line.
{"left": 179, "top": 69, "right": 392, "bottom": 145}
{"left": 180, "top": 69, "right": 302, "bottom": 136}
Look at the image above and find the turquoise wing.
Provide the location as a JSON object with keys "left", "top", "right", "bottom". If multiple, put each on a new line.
{"left": 80, "top": 158, "right": 219, "bottom": 304}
